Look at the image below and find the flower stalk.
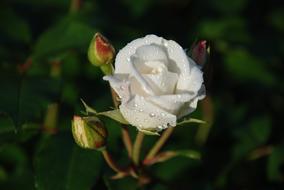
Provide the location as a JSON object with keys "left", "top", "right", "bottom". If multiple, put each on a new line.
{"left": 102, "top": 149, "right": 126, "bottom": 174}
{"left": 144, "top": 127, "right": 174, "bottom": 161}
{"left": 132, "top": 132, "right": 145, "bottom": 165}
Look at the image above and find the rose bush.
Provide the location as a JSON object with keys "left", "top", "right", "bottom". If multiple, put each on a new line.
{"left": 104, "top": 35, "right": 205, "bottom": 133}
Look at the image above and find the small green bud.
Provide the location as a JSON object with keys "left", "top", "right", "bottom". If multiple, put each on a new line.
{"left": 72, "top": 115, "right": 108, "bottom": 150}
{"left": 88, "top": 32, "right": 115, "bottom": 75}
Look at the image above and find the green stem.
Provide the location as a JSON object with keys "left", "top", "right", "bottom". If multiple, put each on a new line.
{"left": 102, "top": 150, "right": 125, "bottom": 173}
{"left": 145, "top": 127, "right": 174, "bottom": 160}
{"left": 132, "top": 131, "right": 145, "bottom": 165}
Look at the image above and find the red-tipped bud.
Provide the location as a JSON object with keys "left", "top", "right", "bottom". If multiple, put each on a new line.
{"left": 88, "top": 33, "right": 115, "bottom": 75}
{"left": 191, "top": 40, "right": 208, "bottom": 67}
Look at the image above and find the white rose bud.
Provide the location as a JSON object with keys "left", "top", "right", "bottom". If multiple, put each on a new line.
{"left": 104, "top": 35, "right": 205, "bottom": 133}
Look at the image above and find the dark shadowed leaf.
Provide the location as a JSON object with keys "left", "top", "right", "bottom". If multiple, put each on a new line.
{"left": 35, "top": 133, "right": 102, "bottom": 190}
{"left": 33, "top": 17, "right": 95, "bottom": 59}
{"left": 267, "top": 146, "right": 284, "bottom": 182}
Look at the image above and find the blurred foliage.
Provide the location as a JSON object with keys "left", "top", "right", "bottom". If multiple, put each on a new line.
{"left": 0, "top": 0, "right": 283, "bottom": 189}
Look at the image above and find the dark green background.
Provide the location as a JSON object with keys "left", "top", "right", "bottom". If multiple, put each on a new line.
{"left": 0, "top": 0, "right": 283, "bottom": 189}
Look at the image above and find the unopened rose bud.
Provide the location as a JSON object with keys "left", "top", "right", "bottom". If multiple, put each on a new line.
{"left": 72, "top": 115, "right": 108, "bottom": 150}
{"left": 190, "top": 40, "right": 208, "bottom": 67}
{"left": 88, "top": 33, "right": 115, "bottom": 75}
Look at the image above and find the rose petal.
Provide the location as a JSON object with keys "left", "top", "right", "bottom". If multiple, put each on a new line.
{"left": 115, "top": 35, "right": 164, "bottom": 74}
{"left": 147, "top": 93, "right": 194, "bottom": 115}
{"left": 143, "top": 69, "right": 179, "bottom": 95}
{"left": 186, "top": 58, "right": 204, "bottom": 93}
{"left": 177, "top": 85, "right": 206, "bottom": 118}
{"left": 166, "top": 40, "right": 204, "bottom": 94}
{"left": 119, "top": 95, "right": 176, "bottom": 131}
{"left": 136, "top": 44, "right": 168, "bottom": 62}
{"left": 128, "top": 59, "right": 155, "bottom": 96}
{"left": 103, "top": 74, "right": 131, "bottom": 102}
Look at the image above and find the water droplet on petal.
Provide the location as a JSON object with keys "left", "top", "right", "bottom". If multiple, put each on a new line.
{"left": 157, "top": 125, "right": 163, "bottom": 130}
{"left": 149, "top": 113, "right": 156, "bottom": 117}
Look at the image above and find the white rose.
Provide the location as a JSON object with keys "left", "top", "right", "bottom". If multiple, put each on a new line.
{"left": 104, "top": 35, "right": 205, "bottom": 133}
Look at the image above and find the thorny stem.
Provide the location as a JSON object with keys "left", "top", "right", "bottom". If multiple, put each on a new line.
{"left": 102, "top": 149, "right": 126, "bottom": 173}
{"left": 110, "top": 87, "right": 133, "bottom": 157}
{"left": 132, "top": 131, "right": 145, "bottom": 165}
{"left": 145, "top": 127, "right": 174, "bottom": 161}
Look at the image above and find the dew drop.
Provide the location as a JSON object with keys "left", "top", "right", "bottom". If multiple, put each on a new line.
{"left": 149, "top": 113, "right": 156, "bottom": 117}
{"left": 119, "top": 85, "right": 125, "bottom": 90}
{"left": 160, "top": 112, "right": 165, "bottom": 117}
{"left": 157, "top": 125, "right": 163, "bottom": 130}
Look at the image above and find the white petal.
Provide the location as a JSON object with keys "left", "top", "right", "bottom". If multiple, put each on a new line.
{"left": 128, "top": 59, "right": 155, "bottom": 96}
{"left": 147, "top": 93, "right": 194, "bottom": 115}
{"left": 143, "top": 68, "right": 179, "bottom": 95}
{"left": 186, "top": 60, "right": 204, "bottom": 94}
{"left": 166, "top": 40, "right": 191, "bottom": 91}
{"left": 136, "top": 44, "right": 168, "bottom": 62}
{"left": 119, "top": 95, "right": 176, "bottom": 132}
{"left": 115, "top": 35, "right": 164, "bottom": 74}
{"left": 177, "top": 85, "right": 206, "bottom": 118}
{"left": 166, "top": 41, "right": 204, "bottom": 95}
{"left": 103, "top": 74, "right": 131, "bottom": 102}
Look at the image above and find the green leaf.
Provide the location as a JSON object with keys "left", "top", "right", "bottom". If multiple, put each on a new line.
{"left": 0, "top": 144, "right": 35, "bottom": 189}
{"left": 224, "top": 48, "right": 276, "bottom": 85}
{"left": 138, "top": 128, "right": 160, "bottom": 136}
{"left": 35, "top": 133, "right": 102, "bottom": 190}
{"left": 232, "top": 117, "right": 271, "bottom": 160}
{"left": 198, "top": 18, "right": 250, "bottom": 43}
{"left": 177, "top": 118, "right": 206, "bottom": 126}
{"left": 81, "top": 99, "right": 98, "bottom": 115}
{"left": 103, "top": 175, "right": 139, "bottom": 190}
{"left": 0, "top": 113, "right": 16, "bottom": 136}
{"left": 33, "top": 17, "right": 95, "bottom": 59}
{"left": 81, "top": 99, "right": 129, "bottom": 125}
{"left": 0, "top": 75, "right": 61, "bottom": 130}
{"left": 267, "top": 146, "right": 284, "bottom": 182}
{"left": 98, "top": 110, "right": 129, "bottom": 125}
{"left": 0, "top": 6, "right": 31, "bottom": 43}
